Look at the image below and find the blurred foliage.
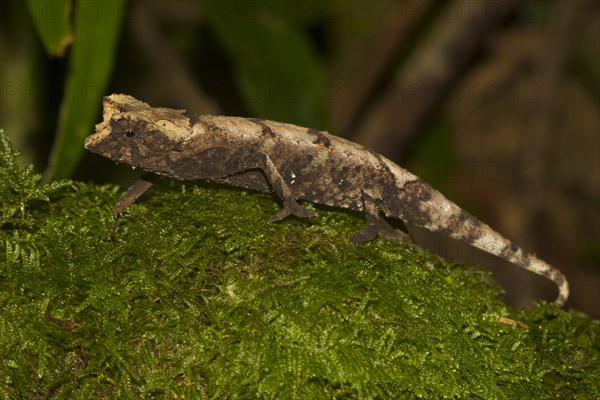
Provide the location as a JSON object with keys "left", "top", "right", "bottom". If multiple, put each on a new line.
{"left": 406, "top": 115, "right": 456, "bottom": 190}
{"left": 0, "top": 0, "right": 43, "bottom": 167}
{"left": 25, "top": 0, "right": 73, "bottom": 56}
{"left": 201, "top": 0, "right": 329, "bottom": 127}
{"left": 1, "top": 132, "right": 599, "bottom": 398}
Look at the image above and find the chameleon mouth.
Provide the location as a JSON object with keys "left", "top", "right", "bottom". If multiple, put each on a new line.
{"left": 84, "top": 119, "right": 110, "bottom": 150}
{"left": 84, "top": 135, "right": 98, "bottom": 150}
{"left": 84, "top": 130, "right": 108, "bottom": 151}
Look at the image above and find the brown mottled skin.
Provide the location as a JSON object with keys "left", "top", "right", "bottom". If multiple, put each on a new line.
{"left": 85, "top": 94, "right": 569, "bottom": 307}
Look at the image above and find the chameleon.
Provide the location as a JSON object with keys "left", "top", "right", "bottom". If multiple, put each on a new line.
{"left": 84, "top": 94, "right": 569, "bottom": 307}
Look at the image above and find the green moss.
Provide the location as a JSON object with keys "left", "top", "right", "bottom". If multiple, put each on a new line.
{"left": 1, "top": 131, "right": 598, "bottom": 399}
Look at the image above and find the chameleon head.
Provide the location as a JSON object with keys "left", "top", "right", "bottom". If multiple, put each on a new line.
{"left": 84, "top": 94, "right": 197, "bottom": 175}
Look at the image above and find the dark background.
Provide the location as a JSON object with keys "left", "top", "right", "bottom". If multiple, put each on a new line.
{"left": 1, "top": 0, "right": 598, "bottom": 316}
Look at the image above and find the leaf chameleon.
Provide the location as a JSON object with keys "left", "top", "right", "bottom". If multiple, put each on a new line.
{"left": 85, "top": 94, "right": 569, "bottom": 306}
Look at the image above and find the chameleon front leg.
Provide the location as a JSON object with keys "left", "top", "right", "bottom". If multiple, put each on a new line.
{"left": 113, "top": 175, "right": 154, "bottom": 218}
{"left": 253, "top": 153, "right": 317, "bottom": 222}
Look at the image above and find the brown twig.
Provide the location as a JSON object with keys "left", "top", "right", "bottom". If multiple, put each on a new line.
{"left": 497, "top": 316, "right": 529, "bottom": 329}
{"left": 353, "top": 0, "right": 516, "bottom": 160}
{"left": 45, "top": 303, "right": 82, "bottom": 330}
{"left": 331, "top": 0, "right": 432, "bottom": 135}
{"left": 129, "top": 0, "right": 219, "bottom": 114}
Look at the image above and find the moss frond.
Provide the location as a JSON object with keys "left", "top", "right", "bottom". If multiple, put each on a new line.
{"left": 0, "top": 130, "right": 72, "bottom": 229}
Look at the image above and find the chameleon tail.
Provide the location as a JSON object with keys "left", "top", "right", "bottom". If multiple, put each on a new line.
{"left": 445, "top": 213, "right": 570, "bottom": 307}
{"left": 401, "top": 181, "right": 569, "bottom": 306}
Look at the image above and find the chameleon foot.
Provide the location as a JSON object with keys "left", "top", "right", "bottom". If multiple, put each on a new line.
{"left": 350, "top": 210, "right": 413, "bottom": 244}
{"left": 268, "top": 200, "right": 317, "bottom": 222}
{"left": 349, "top": 223, "right": 378, "bottom": 244}
{"left": 376, "top": 217, "right": 414, "bottom": 242}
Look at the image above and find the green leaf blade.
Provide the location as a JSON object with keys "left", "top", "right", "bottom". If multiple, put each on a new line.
{"left": 26, "top": 0, "right": 73, "bottom": 57}
{"left": 45, "top": 0, "right": 127, "bottom": 180}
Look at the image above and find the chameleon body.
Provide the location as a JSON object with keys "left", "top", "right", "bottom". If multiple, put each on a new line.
{"left": 85, "top": 94, "right": 569, "bottom": 306}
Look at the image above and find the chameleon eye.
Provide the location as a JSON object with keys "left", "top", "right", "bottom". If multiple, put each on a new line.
{"left": 110, "top": 118, "right": 141, "bottom": 148}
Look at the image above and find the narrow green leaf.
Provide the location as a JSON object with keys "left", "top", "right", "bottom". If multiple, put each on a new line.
{"left": 45, "top": 0, "right": 126, "bottom": 180}
{"left": 26, "top": 0, "right": 73, "bottom": 56}
{"left": 201, "top": 0, "right": 329, "bottom": 128}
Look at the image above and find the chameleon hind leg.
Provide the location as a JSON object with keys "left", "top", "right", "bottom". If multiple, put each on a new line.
{"left": 350, "top": 191, "right": 412, "bottom": 244}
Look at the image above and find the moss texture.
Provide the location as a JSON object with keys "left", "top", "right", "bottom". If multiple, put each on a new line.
{"left": 1, "top": 131, "right": 599, "bottom": 399}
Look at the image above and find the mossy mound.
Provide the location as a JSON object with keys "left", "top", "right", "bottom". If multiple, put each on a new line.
{"left": 1, "top": 131, "right": 598, "bottom": 399}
